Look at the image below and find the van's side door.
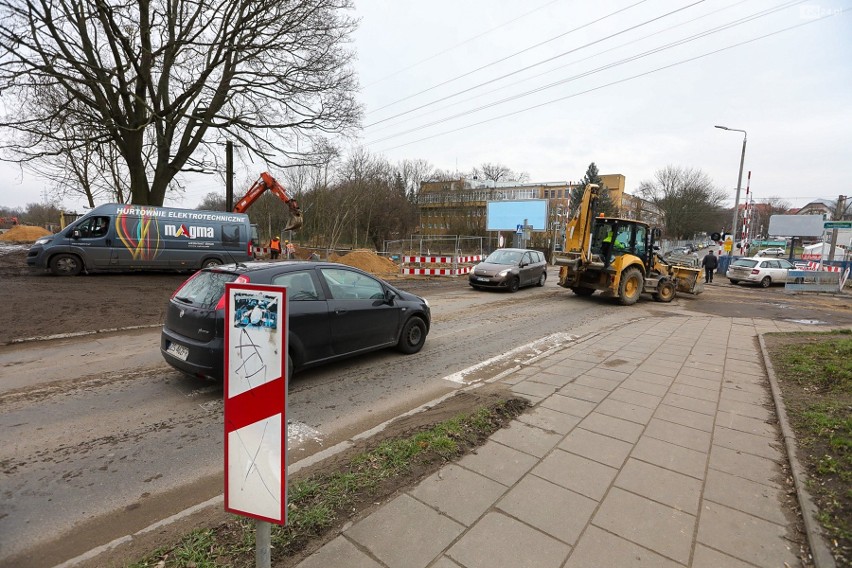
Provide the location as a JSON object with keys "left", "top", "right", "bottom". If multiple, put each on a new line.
{"left": 71, "top": 215, "right": 113, "bottom": 268}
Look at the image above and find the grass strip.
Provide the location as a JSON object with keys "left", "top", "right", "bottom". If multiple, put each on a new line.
{"left": 769, "top": 329, "right": 851, "bottom": 565}
{"left": 128, "top": 397, "right": 527, "bottom": 568}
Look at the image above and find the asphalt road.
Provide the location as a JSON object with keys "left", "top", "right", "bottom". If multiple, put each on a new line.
{"left": 2, "top": 267, "right": 850, "bottom": 567}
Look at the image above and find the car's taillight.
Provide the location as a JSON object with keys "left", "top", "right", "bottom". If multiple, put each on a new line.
{"left": 214, "top": 274, "right": 250, "bottom": 310}
{"left": 751, "top": 269, "right": 760, "bottom": 274}
{"left": 171, "top": 271, "right": 202, "bottom": 300}
{"left": 248, "top": 239, "right": 253, "bottom": 258}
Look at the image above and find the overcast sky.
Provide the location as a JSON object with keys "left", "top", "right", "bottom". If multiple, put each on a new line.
{"left": 1, "top": 0, "right": 850, "bottom": 212}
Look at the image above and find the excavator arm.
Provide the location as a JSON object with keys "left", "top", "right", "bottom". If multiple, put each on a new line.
{"left": 233, "top": 172, "right": 304, "bottom": 231}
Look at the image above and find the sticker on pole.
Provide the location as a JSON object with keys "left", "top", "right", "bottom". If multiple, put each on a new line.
{"left": 224, "top": 282, "right": 287, "bottom": 525}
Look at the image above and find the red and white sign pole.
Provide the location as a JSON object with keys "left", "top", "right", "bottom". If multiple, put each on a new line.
{"left": 224, "top": 283, "right": 288, "bottom": 567}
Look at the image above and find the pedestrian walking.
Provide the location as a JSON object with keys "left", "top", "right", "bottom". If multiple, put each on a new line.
{"left": 701, "top": 249, "right": 718, "bottom": 283}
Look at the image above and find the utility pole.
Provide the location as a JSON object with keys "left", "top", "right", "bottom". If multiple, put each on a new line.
{"left": 828, "top": 195, "right": 846, "bottom": 261}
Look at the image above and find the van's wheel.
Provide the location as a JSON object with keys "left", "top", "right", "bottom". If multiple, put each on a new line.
{"left": 202, "top": 258, "right": 222, "bottom": 269}
{"left": 618, "top": 267, "right": 644, "bottom": 305}
{"left": 508, "top": 277, "right": 520, "bottom": 293}
{"left": 397, "top": 317, "right": 427, "bottom": 354}
{"left": 571, "top": 287, "right": 595, "bottom": 296}
{"left": 536, "top": 272, "right": 547, "bottom": 287}
{"left": 50, "top": 254, "right": 83, "bottom": 276}
{"left": 760, "top": 276, "right": 771, "bottom": 288}
{"left": 653, "top": 280, "right": 676, "bottom": 303}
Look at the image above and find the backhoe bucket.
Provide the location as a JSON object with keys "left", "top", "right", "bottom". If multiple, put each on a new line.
{"left": 284, "top": 212, "right": 304, "bottom": 232}
{"left": 671, "top": 266, "right": 703, "bottom": 295}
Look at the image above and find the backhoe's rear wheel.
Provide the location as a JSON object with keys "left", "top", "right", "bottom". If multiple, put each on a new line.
{"left": 571, "top": 287, "right": 595, "bottom": 297}
{"left": 653, "top": 280, "right": 676, "bottom": 303}
{"left": 618, "top": 268, "right": 644, "bottom": 306}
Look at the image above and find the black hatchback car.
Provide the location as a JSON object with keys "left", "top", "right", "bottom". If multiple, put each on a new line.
{"left": 161, "top": 261, "right": 430, "bottom": 380}
{"left": 468, "top": 248, "right": 548, "bottom": 292}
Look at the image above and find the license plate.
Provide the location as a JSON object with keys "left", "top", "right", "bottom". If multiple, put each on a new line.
{"left": 477, "top": 277, "right": 489, "bottom": 282}
{"left": 167, "top": 342, "right": 189, "bottom": 361}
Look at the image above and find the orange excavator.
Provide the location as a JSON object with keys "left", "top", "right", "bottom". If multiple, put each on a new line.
{"left": 233, "top": 172, "right": 304, "bottom": 231}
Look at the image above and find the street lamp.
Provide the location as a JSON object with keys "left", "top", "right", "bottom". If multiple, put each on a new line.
{"left": 715, "top": 125, "right": 747, "bottom": 255}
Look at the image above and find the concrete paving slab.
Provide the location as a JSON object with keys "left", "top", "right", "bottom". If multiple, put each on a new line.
{"left": 578, "top": 411, "right": 645, "bottom": 443}
{"left": 597, "top": 398, "right": 655, "bottom": 425}
{"left": 667, "top": 382, "right": 720, "bottom": 402}
{"left": 573, "top": 373, "right": 622, "bottom": 392}
{"left": 635, "top": 363, "right": 681, "bottom": 378}
{"left": 582, "top": 366, "right": 631, "bottom": 382}
{"left": 683, "top": 361, "right": 724, "bottom": 373}
{"left": 703, "top": 468, "right": 788, "bottom": 525}
{"left": 557, "top": 383, "right": 610, "bottom": 403}
{"left": 532, "top": 448, "right": 617, "bottom": 501}
{"left": 457, "top": 439, "right": 538, "bottom": 487}
{"left": 662, "top": 392, "right": 718, "bottom": 416}
{"left": 345, "top": 494, "right": 464, "bottom": 568}
{"left": 489, "top": 421, "right": 563, "bottom": 458}
{"left": 708, "top": 445, "right": 783, "bottom": 489}
{"left": 408, "top": 464, "right": 507, "bottom": 526}
{"left": 713, "top": 426, "right": 783, "bottom": 460}
{"left": 721, "top": 379, "right": 766, "bottom": 394}
{"left": 429, "top": 557, "right": 464, "bottom": 568}
{"left": 678, "top": 365, "right": 724, "bottom": 383}
{"left": 563, "top": 525, "right": 683, "bottom": 568}
{"left": 654, "top": 403, "right": 716, "bottom": 432}
{"left": 567, "top": 348, "right": 616, "bottom": 363}
{"left": 540, "top": 393, "right": 598, "bottom": 418}
{"left": 696, "top": 500, "right": 799, "bottom": 567}
{"left": 516, "top": 406, "right": 581, "bottom": 435}
{"left": 558, "top": 427, "right": 633, "bottom": 468}
{"left": 497, "top": 474, "right": 597, "bottom": 545}
{"left": 529, "top": 370, "right": 581, "bottom": 388}
{"left": 593, "top": 487, "right": 696, "bottom": 564}
{"left": 511, "top": 380, "right": 559, "bottom": 401}
{"left": 632, "top": 436, "right": 709, "bottom": 480}
{"left": 720, "top": 386, "right": 769, "bottom": 405}
{"left": 296, "top": 535, "right": 382, "bottom": 568}
{"left": 629, "top": 369, "right": 675, "bottom": 386}
{"left": 619, "top": 377, "right": 670, "bottom": 396}
{"left": 614, "top": 458, "right": 703, "bottom": 515}
{"left": 692, "top": 544, "right": 756, "bottom": 568}
{"left": 446, "top": 511, "right": 570, "bottom": 568}
{"left": 715, "top": 410, "right": 777, "bottom": 438}
{"left": 608, "top": 386, "right": 663, "bottom": 409}
{"left": 644, "top": 417, "right": 712, "bottom": 452}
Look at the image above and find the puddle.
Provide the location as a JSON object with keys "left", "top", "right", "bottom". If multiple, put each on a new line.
{"left": 784, "top": 319, "right": 827, "bottom": 325}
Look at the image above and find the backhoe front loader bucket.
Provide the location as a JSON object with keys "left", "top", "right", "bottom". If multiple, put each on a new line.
{"left": 671, "top": 266, "right": 703, "bottom": 295}
{"left": 284, "top": 212, "right": 304, "bottom": 232}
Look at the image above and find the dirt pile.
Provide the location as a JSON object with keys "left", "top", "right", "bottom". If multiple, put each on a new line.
{"left": 0, "top": 225, "right": 52, "bottom": 243}
{"left": 328, "top": 249, "right": 398, "bottom": 276}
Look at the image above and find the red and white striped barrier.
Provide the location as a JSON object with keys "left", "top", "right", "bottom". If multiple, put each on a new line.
{"left": 400, "top": 255, "right": 482, "bottom": 277}
{"left": 806, "top": 261, "right": 842, "bottom": 272}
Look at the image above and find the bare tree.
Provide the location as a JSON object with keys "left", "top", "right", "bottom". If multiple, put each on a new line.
{"left": 637, "top": 166, "right": 727, "bottom": 239}
{"left": 0, "top": 0, "right": 361, "bottom": 206}
{"left": 472, "top": 162, "right": 529, "bottom": 182}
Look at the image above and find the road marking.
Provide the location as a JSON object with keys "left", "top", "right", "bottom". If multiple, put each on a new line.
{"left": 441, "top": 332, "right": 579, "bottom": 384}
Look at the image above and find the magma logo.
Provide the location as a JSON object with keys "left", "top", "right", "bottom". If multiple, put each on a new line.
{"left": 165, "top": 224, "right": 215, "bottom": 239}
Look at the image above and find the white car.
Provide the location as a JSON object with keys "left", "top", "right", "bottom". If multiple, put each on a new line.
{"left": 726, "top": 257, "right": 797, "bottom": 287}
{"left": 756, "top": 247, "right": 786, "bottom": 257}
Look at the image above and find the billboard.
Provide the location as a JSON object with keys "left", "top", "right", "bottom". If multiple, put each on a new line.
{"left": 767, "top": 215, "right": 824, "bottom": 237}
{"left": 486, "top": 199, "right": 548, "bottom": 231}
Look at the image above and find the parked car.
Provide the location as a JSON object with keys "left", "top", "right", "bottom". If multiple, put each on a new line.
{"left": 161, "top": 261, "right": 431, "bottom": 380}
{"left": 469, "top": 248, "right": 547, "bottom": 292}
{"left": 726, "top": 257, "right": 797, "bottom": 287}
{"left": 755, "top": 247, "right": 786, "bottom": 257}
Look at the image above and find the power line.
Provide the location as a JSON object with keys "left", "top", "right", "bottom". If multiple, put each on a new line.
{"left": 367, "top": 0, "right": 654, "bottom": 116}
{"left": 375, "top": 8, "right": 848, "bottom": 153}
{"left": 362, "top": 0, "right": 566, "bottom": 88}
{"left": 366, "top": 0, "right": 754, "bottom": 135}
{"left": 366, "top": 0, "right": 705, "bottom": 128}
{"left": 367, "top": 0, "right": 806, "bottom": 146}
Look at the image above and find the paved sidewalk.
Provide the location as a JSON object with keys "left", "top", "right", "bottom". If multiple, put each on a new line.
{"left": 296, "top": 315, "right": 818, "bottom": 568}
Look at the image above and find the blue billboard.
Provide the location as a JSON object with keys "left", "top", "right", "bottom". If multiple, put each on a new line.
{"left": 486, "top": 199, "right": 548, "bottom": 231}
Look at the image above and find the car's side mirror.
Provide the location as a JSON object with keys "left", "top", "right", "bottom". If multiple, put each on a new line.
{"left": 384, "top": 289, "right": 397, "bottom": 304}
{"left": 71, "top": 230, "right": 81, "bottom": 239}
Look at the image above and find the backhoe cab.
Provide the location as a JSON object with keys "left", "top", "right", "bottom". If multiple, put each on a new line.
{"left": 234, "top": 172, "right": 304, "bottom": 231}
{"left": 554, "top": 184, "right": 702, "bottom": 305}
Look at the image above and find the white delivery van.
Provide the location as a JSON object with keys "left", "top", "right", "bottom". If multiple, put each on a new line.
{"left": 27, "top": 204, "right": 256, "bottom": 275}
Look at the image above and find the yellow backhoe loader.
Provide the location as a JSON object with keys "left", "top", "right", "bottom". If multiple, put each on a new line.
{"left": 553, "top": 184, "right": 702, "bottom": 305}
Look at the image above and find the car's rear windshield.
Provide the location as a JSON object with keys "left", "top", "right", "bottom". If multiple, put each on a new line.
{"left": 732, "top": 259, "right": 758, "bottom": 268}
{"left": 173, "top": 270, "right": 239, "bottom": 308}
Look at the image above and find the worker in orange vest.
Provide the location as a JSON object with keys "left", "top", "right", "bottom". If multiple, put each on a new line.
{"left": 269, "top": 236, "right": 281, "bottom": 259}
{"left": 285, "top": 240, "right": 295, "bottom": 259}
